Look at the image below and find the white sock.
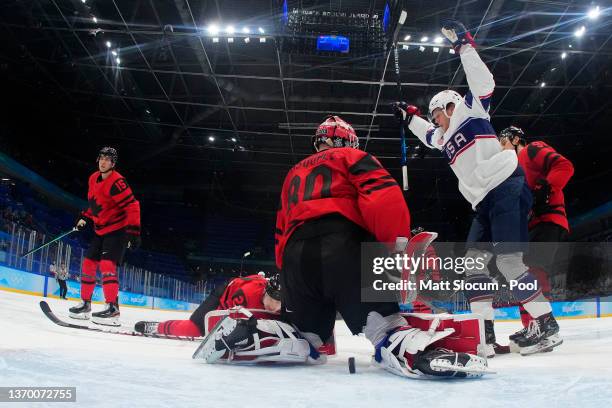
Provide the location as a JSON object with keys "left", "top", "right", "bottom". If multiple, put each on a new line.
{"left": 522, "top": 294, "right": 552, "bottom": 318}
{"left": 470, "top": 300, "right": 495, "bottom": 321}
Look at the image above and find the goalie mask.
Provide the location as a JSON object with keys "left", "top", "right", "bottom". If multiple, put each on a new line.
{"left": 312, "top": 115, "right": 359, "bottom": 151}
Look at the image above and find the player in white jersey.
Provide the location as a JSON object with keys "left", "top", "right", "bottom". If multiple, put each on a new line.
{"left": 392, "top": 20, "right": 561, "bottom": 356}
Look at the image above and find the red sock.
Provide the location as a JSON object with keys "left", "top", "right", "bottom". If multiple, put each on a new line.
{"left": 100, "top": 259, "right": 119, "bottom": 304}
{"left": 158, "top": 320, "right": 203, "bottom": 337}
{"left": 519, "top": 305, "right": 531, "bottom": 328}
{"left": 80, "top": 258, "right": 98, "bottom": 301}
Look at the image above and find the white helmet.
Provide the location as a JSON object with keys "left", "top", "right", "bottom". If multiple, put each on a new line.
{"left": 428, "top": 90, "right": 463, "bottom": 124}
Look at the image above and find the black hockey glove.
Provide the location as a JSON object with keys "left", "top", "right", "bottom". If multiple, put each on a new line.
{"left": 532, "top": 178, "right": 552, "bottom": 215}
{"left": 75, "top": 214, "right": 91, "bottom": 231}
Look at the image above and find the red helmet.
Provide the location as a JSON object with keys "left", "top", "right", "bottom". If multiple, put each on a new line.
{"left": 312, "top": 115, "right": 359, "bottom": 151}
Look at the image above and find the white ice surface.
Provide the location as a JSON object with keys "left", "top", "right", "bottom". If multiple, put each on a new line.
{"left": 2, "top": 290, "right": 612, "bottom": 408}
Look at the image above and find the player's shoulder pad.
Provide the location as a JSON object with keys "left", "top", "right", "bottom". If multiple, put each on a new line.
{"left": 526, "top": 141, "right": 552, "bottom": 160}
{"left": 347, "top": 150, "right": 383, "bottom": 175}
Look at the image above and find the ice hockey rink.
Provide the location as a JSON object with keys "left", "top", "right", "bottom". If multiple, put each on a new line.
{"left": 2, "top": 291, "right": 612, "bottom": 408}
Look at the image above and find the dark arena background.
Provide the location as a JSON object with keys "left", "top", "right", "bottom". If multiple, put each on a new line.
{"left": 0, "top": 1, "right": 611, "bottom": 407}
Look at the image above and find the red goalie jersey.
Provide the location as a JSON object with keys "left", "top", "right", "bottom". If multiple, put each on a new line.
{"left": 274, "top": 147, "right": 411, "bottom": 269}
{"left": 82, "top": 170, "right": 141, "bottom": 236}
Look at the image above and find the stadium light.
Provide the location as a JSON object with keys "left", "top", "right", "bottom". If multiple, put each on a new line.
{"left": 420, "top": 36, "right": 428, "bottom": 42}
{"left": 242, "top": 27, "right": 250, "bottom": 34}
{"left": 434, "top": 36, "right": 443, "bottom": 44}
{"left": 574, "top": 26, "right": 586, "bottom": 38}
{"left": 588, "top": 6, "right": 600, "bottom": 20}
{"left": 105, "top": 41, "right": 112, "bottom": 48}
{"left": 81, "top": 0, "right": 86, "bottom": 3}
{"left": 231, "top": 137, "right": 237, "bottom": 142}
{"left": 92, "top": 16, "right": 98, "bottom": 23}
{"left": 225, "top": 25, "right": 235, "bottom": 34}
{"left": 561, "top": 52, "right": 567, "bottom": 59}
{"left": 540, "top": 82, "right": 546, "bottom": 88}
{"left": 208, "top": 136, "right": 215, "bottom": 142}
{"left": 111, "top": 50, "right": 118, "bottom": 56}
{"left": 115, "top": 57, "right": 121, "bottom": 65}
{"left": 207, "top": 24, "right": 219, "bottom": 36}
{"left": 404, "top": 34, "right": 411, "bottom": 41}
{"left": 258, "top": 27, "right": 265, "bottom": 34}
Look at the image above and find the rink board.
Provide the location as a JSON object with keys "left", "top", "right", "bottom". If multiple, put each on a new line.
{"left": 0, "top": 265, "right": 197, "bottom": 311}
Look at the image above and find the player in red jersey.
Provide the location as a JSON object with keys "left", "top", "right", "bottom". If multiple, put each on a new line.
{"left": 197, "top": 116, "right": 489, "bottom": 378}
{"left": 69, "top": 147, "right": 141, "bottom": 326}
{"left": 134, "top": 274, "right": 281, "bottom": 337}
{"left": 499, "top": 127, "right": 574, "bottom": 346}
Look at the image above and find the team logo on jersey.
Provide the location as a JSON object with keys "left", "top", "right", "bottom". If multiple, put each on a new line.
{"left": 89, "top": 197, "right": 103, "bottom": 216}
{"left": 231, "top": 289, "right": 247, "bottom": 307}
{"left": 443, "top": 132, "right": 471, "bottom": 162}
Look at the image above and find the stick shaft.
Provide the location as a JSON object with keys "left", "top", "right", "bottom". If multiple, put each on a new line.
{"left": 20, "top": 228, "right": 77, "bottom": 258}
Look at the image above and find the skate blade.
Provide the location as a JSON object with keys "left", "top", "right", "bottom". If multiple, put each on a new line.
{"left": 92, "top": 316, "right": 121, "bottom": 327}
{"left": 69, "top": 312, "right": 90, "bottom": 320}
{"left": 431, "top": 358, "right": 496, "bottom": 377}
{"left": 477, "top": 343, "right": 495, "bottom": 358}
{"left": 520, "top": 337, "right": 563, "bottom": 356}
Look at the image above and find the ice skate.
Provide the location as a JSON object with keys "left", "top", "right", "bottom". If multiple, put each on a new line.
{"left": 92, "top": 302, "right": 121, "bottom": 327}
{"left": 134, "top": 321, "right": 160, "bottom": 335}
{"left": 69, "top": 300, "right": 91, "bottom": 320}
{"left": 517, "top": 313, "right": 562, "bottom": 355}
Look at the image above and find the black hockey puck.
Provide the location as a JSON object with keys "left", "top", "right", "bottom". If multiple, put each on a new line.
{"left": 348, "top": 357, "right": 356, "bottom": 374}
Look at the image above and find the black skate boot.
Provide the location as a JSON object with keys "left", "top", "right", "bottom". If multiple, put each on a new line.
{"left": 134, "top": 321, "right": 160, "bottom": 335}
{"left": 193, "top": 316, "right": 257, "bottom": 362}
{"left": 92, "top": 302, "right": 120, "bottom": 326}
{"left": 516, "top": 312, "right": 562, "bottom": 355}
{"left": 482, "top": 320, "right": 510, "bottom": 357}
{"left": 69, "top": 300, "right": 91, "bottom": 320}
{"left": 413, "top": 349, "right": 490, "bottom": 378}
{"left": 509, "top": 326, "right": 528, "bottom": 341}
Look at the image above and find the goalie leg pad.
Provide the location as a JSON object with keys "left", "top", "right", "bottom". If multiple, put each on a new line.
{"left": 372, "top": 312, "right": 491, "bottom": 379}
{"left": 194, "top": 312, "right": 324, "bottom": 365}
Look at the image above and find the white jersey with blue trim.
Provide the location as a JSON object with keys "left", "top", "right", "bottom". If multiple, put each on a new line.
{"left": 408, "top": 44, "right": 517, "bottom": 209}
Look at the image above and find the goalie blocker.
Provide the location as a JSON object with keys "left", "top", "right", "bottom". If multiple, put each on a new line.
{"left": 194, "top": 308, "right": 492, "bottom": 379}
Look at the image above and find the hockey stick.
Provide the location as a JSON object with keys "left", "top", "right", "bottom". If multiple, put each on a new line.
{"left": 394, "top": 45, "right": 408, "bottom": 191}
{"left": 20, "top": 227, "right": 78, "bottom": 257}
